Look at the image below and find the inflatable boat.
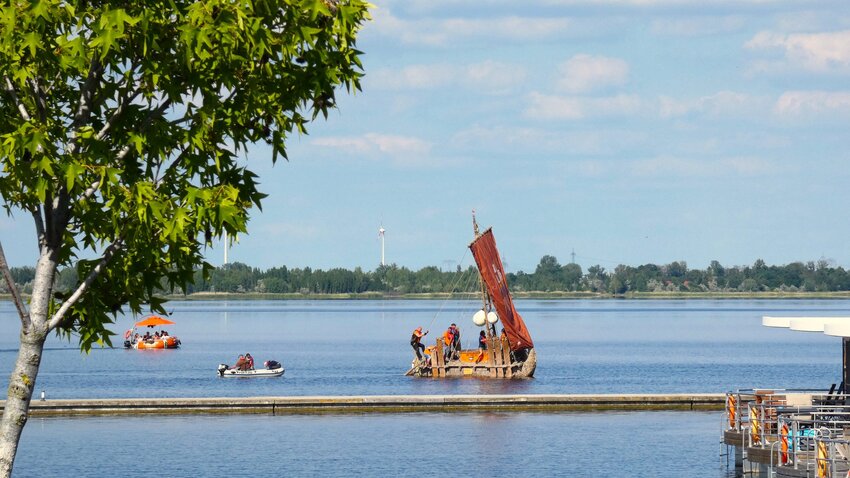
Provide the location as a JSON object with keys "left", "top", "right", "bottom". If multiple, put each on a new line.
{"left": 217, "top": 362, "right": 284, "bottom": 378}
{"left": 123, "top": 315, "right": 181, "bottom": 350}
{"left": 129, "top": 336, "right": 180, "bottom": 349}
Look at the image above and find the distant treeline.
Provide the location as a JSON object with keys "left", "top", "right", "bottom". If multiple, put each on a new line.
{"left": 3, "top": 256, "right": 850, "bottom": 296}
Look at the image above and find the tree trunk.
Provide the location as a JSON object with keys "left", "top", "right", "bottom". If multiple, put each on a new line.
{"left": 0, "top": 325, "right": 46, "bottom": 478}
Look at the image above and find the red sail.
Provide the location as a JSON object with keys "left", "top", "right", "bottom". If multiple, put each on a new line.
{"left": 469, "top": 228, "right": 534, "bottom": 351}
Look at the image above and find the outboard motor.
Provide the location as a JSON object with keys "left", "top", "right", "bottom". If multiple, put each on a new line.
{"left": 264, "top": 360, "right": 282, "bottom": 370}
{"left": 217, "top": 364, "right": 229, "bottom": 377}
{"left": 123, "top": 340, "right": 131, "bottom": 349}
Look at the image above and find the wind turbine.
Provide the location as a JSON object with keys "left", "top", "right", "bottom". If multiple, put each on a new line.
{"left": 378, "top": 225, "right": 386, "bottom": 266}
{"left": 224, "top": 231, "right": 228, "bottom": 265}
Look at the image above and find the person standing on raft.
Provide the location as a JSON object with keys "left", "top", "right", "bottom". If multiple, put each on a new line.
{"left": 475, "top": 330, "right": 487, "bottom": 363}
{"left": 411, "top": 327, "right": 429, "bottom": 360}
{"left": 444, "top": 323, "right": 461, "bottom": 361}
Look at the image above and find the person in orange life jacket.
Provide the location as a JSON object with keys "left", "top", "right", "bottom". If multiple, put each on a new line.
{"left": 475, "top": 330, "right": 487, "bottom": 363}
{"left": 449, "top": 323, "right": 461, "bottom": 358}
{"left": 411, "top": 327, "right": 429, "bottom": 360}
{"left": 444, "top": 323, "right": 460, "bottom": 361}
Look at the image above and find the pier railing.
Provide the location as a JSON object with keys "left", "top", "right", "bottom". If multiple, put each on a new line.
{"left": 724, "top": 388, "right": 830, "bottom": 434}
{"left": 812, "top": 435, "right": 850, "bottom": 478}
{"left": 725, "top": 389, "right": 850, "bottom": 477}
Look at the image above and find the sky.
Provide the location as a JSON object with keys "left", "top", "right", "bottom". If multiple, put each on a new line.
{"left": 4, "top": 0, "right": 850, "bottom": 274}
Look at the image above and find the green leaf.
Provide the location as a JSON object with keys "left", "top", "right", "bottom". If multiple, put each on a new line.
{"left": 64, "top": 162, "right": 84, "bottom": 191}
{"left": 21, "top": 32, "right": 41, "bottom": 57}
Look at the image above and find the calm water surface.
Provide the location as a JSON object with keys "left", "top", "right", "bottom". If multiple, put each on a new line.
{"left": 1, "top": 298, "right": 845, "bottom": 397}
{"left": 14, "top": 411, "right": 722, "bottom": 478}
{"left": 2, "top": 298, "right": 846, "bottom": 477}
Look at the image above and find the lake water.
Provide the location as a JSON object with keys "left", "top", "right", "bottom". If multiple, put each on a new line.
{"left": 2, "top": 298, "right": 847, "bottom": 477}
{"left": 14, "top": 411, "right": 722, "bottom": 478}
{"left": 1, "top": 298, "right": 845, "bottom": 398}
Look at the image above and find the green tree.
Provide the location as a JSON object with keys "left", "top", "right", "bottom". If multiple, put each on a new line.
{"left": 585, "top": 264, "right": 607, "bottom": 292}
{"left": 0, "top": 1, "right": 369, "bottom": 474}
{"left": 609, "top": 265, "right": 629, "bottom": 294}
{"left": 534, "top": 255, "right": 562, "bottom": 291}
{"left": 561, "top": 262, "right": 582, "bottom": 291}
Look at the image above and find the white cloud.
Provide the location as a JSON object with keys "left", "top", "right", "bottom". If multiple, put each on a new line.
{"left": 310, "top": 133, "right": 436, "bottom": 167}
{"left": 313, "top": 133, "right": 431, "bottom": 156}
{"left": 370, "top": 61, "right": 526, "bottom": 95}
{"left": 452, "top": 125, "right": 646, "bottom": 155}
{"left": 630, "top": 156, "right": 772, "bottom": 177}
{"left": 463, "top": 61, "right": 528, "bottom": 94}
{"left": 650, "top": 15, "right": 746, "bottom": 37}
{"left": 541, "top": 0, "right": 819, "bottom": 6}
{"left": 525, "top": 90, "right": 776, "bottom": 121}
{"left": 745, "top": 30, "right": 850, "bottom": 72}
{"left": 658, "top": 91, "right": 764, "bottom": 118}
{"left": 567, "top": 156, "right": 774, "bottom": 179}
{"left": 556, "top": 54, "right": 629, "bottom": 94}
{"left": 524, "top": 92, "right": 642, "bottom": 120}
{"left": 774, "top": 90, "right": 850, "bottom": 116}
{"left": 371, "top": 64, "right": 456, "bottom": 90}
{"left": 369, "top": 8, "right": 572, "bottom": 46}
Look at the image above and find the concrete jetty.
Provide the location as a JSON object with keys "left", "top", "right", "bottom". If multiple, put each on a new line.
{"left": 2, "top": 393, "right": 725, "bottom": 417}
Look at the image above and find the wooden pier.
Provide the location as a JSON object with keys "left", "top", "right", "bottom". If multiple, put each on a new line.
{"left": 1, "top": 393, "right": 725, "bottom": 417}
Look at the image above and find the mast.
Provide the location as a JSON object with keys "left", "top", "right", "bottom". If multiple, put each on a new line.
{"left": 472, "top": 211, "right": 495, "bottom": 339}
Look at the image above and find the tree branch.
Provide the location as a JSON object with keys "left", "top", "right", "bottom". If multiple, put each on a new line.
{"left": 95, "top": 62, "right": 142, "bottom": 142}
{"left": 82, "top": 181, "right": 101, "bottom": 200}
{"left": 0, "top": 242, "right": 30, "bottom": 331}
{"left": 96, "top": 90, "right": 140, "bottom": 141}
{"left": 30, "top": 208, "right": 45, "bottom": 249}
{"left": 27, "top": 77, "right": 48, "bottom": 123}
{"left": 72, "top": 57, "right": 102, "bottom": 129}
{"left": 3, "top": 76, "right": 32, "bottom": 122}
{"left": 47, "top": 237, "right": 124, "bottom": 331}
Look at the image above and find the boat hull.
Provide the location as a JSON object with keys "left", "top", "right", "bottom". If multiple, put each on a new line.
{"left": 217, "top": 364, "right": 285, "bottom": 378}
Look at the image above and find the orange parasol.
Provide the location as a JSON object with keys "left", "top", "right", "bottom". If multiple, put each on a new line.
{"left": 134, "top": 316, "right": 176, "bottom": 328}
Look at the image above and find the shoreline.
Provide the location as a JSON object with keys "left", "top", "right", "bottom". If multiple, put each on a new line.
{"left": 6, "top": 394, "right": 725, "bottom": 417}
{"left": 111, "top": 291, "right": 850, "bottom": 300}
{"left": 4, "top": 292, "right": 850, "bottom": 302}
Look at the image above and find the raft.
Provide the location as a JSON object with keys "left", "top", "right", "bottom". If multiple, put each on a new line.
{"left": 406, "top": 219, "right": 536, "bottom": 380}
{"left": 132, "top": 336, "right": 180, "bottom": 350}
{"left": 408, "top": 338, "right": 536, "bottom": 378}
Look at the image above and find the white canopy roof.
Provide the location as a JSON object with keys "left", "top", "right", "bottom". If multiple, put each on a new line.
{"left": 763, "top": 316, "right": 850, "bottom": 335}
{"left": 762, "top": 316, "right": 793, "bottom": 328}
{"left": 824, "top": 322, "right": 850, "bottom": 338}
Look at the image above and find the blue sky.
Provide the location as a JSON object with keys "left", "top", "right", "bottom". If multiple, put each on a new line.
{"left": 4, "top": 0, "right": 850, "bottom": 274}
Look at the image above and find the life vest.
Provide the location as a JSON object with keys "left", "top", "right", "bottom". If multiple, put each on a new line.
{"left": 444, "top": 331, "right": 453, "bottom": 345}
{"left": 780, "top": 423, "right": 789, "bottom": 464}
{"left": 817, "top": 440, "right": 828, "bottom": 478}
{"left": 727, "top": 395, "right": 736, "bottom": 429}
